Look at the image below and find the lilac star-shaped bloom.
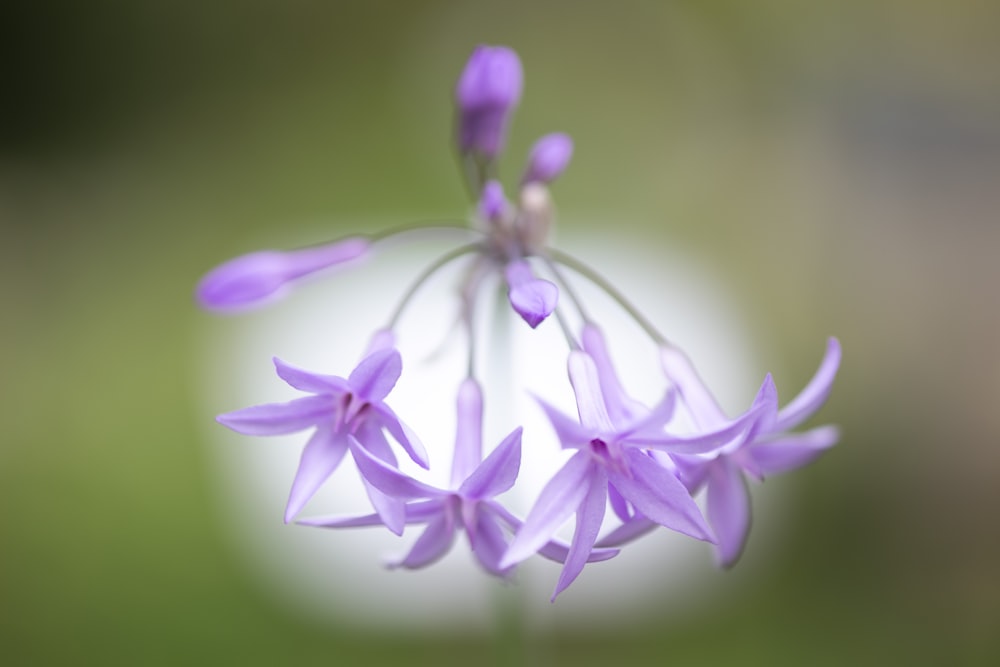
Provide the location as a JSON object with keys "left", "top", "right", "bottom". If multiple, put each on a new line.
{"left": 600, "top": 338, "right": 842, "bottom": 567}
{"left": 216, "top": 348, "right": 428, "bottom": 531}
{"left": 501, "top": 348, "right": 762, "bottom": 599}
{"left": 301, "top": 379, "right": 618, "bottom": 575}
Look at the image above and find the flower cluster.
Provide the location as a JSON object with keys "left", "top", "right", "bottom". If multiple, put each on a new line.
{"left": 198, "top": 45, "right": 841, "bottom": 601}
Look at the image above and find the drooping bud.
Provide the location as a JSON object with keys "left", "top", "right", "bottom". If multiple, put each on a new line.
{"left": 196, "top": 237, "right": 369, "bottom": 312}
{"left": 522, "top": 133, "right": 574, "bottom": 184}
{"left": 504, "top": 259, "right": 559, "bottom": 328}
{"left": 455, "top": 45, "right": 523, "bottom": 158}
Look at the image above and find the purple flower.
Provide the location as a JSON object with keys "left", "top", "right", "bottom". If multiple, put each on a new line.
{"left": 301, "top": 379, "right": 618, "bottom": 574}
{"left": 216, "top": 348, "right": 428, "bottom": 530}
{"left": 501, "top": 350, "right": 759, "bottom": 599}
{"left": 601, "top": 338, "right": 842, "bottom": 567}
{"left": 196, "top": 237, "right": 370, "bottom": 312}
{"left": 456, "top": 45, "right": 523, "bottom": 158}
{"left": 522, "top": 133, "right": 574, "bottom": 185}
{"left": 505, "top": 259, "right": 559, "bottom": 328}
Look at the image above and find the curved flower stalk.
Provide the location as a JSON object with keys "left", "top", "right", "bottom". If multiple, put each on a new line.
{"left": 198, "top": 44, "right": 841, "bottom": 601}
{"left": 217, "top": 348, "right": 427, "bottom": 531}
{"left": 301, "top": 379, "right": 618, "bottom": 575}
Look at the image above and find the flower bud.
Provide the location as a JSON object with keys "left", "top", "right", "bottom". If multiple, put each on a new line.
{"left": 522, "top": 133, "right": 573, "bottom": 184}
{"left": 455, "top": 45, "right": 523, "bottom": 157}
{"left": 504, "top": 259, "right": 558, "bottom": 328}
{"left": 196, "top": 237, "right": 369, "bottom": 312}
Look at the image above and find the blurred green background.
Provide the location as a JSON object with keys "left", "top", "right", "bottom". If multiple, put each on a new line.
{"left": 3, "top": 0, "right": 999, "bottom": 664}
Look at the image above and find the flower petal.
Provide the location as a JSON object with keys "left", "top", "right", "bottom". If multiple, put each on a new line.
{"left": 450, "top": 378, "right": 484, "bottom": 488}
{"left": 272, "top": 358, "right": 349, "bottom": 395}
{"left": 299, "top": 499, "right": 444, "bottom": 528}
{"left": 774, "top": 337, "right": 842, "bottom": 431}
{"left": 595, "top": 515, "right": 657, "bottom": 548}
{"left": 533, "top": 395, "right": 594, "bottom": 449}
{"left": 217, "top": 395, "right": 331, "bottom": 436}
{"left": 459, "top": 427, "right": 522, "bottom": 500}
{"left": 746, "top": 425, "right": 840, "bottom": 476}
{"left": 552, "top": 467, "right": 608, "bottom": 601}
{"left": 487, "top": 502, "right": 619, "bottom": 564}
{"left": 391, "top": 515, "right": 456, "bottom": 569}
{"left": 371, "top": 403, "right": 429, "bottom": 469}
{"left": 706, "top": 458, "right": 751, "bottom": 568}
{"left": 500, "top": 450, "right": 594, "bottom": 568}
{"left": 660, "top": 345, "right": 727, "bottom": 427}
{"left": 580, "top": 323, "right": 649, "bottom": 427}
{"left": 567, "top": 351, "right": 616, "bottom": 434}
{"left": 609, "top": 449, "right": 713, "bottom": 542}
{"left": 469, "top": 510, "right": 514, "bottom": 577}
{"left": 608, "top": 483, "right": 632, "bottom": 522}
{"left": 349, "top": 437, "right": 444, "bottom": 500}
{"left": 348, "top": 348, "right": 402, "bottom": 403}
{"left": 361, "top": 476, "right": 407, "bottom": 536}
{"left": 283, "top": 426, "right": 349, "bottom": 523}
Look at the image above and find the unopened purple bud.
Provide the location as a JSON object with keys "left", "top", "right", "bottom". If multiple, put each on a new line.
{"left": 478, "top": 180, "right": 508, "bottom": 223}
{"left": 196, "top": 237, "right": 369, "bottom": 312}
{"left": 505, "top": 260, "right": 559, "bottom": 328}
{"left": 456, "top": 45, "right": 523, "bottom": 157}
{"left": 522, "top": 133, "right": 573, "bottom": 184}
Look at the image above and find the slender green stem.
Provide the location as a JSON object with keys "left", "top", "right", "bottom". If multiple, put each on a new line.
{"left": 385, "top": 242, "right": 484, "bottom": 330}
{"left": 547, "top": 247, "right": 670, "bottom": 346}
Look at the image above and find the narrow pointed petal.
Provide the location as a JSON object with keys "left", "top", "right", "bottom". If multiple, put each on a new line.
{"left": 552, "top": 468, "right": 608, "bottom": 600}
{"left": 349, "top": 438, "right": 444, "bottom": 500}
{"left": 608, "top": 483, "right": 632, "bottom": 522}
{"left": 533, "top": 395, "right": 594, "bottom": 449}
{"left": 501, "top": 450, "right": 594, "bottom": 568}
{"left": 668, "top": 453, "right": 711, "bottom": 493}
{"left": 361, "top": 476, "right": 407, "bottom": 536}
{"left": 635, "top": 406, "right": 757, "bottom": 454}
{"left": 706, "top": 458, "right": 751, "bottom": 568}
{"left": 747, "top": 425, "right": 840, "bottom": 476}
{"left": 469, "top": 511, "right": 514, "bottom": 577}
{"left": 299, "top": 499, "right": 444, "bottom": 528}
{"left": 348, "top": 348, "right": 402, "bottom": 402}
{"left": 619, "top": 389, "right": 676, "bottom": 440}
{"left": 459, "top": 427, "right": 522, "bottom": 500}
{"left": 487, "top": 502, "right": 618, "bottom": 564}
{"left": 217, "top": 395, "right": 332, "bottom": 436}
{"left": 595, "top": 516, "right": 658, "bottom": 548}
{"left": 392, "top": 515, "right": 456, "bottom": 569}
{"left": 580, "top": 323, "right": 648, "bottom": 426}
{"left": 272, "top": 358, "right": 349, "bottom": 395}
{"left": 506, "top": 266, "right": 559, "bottom": 328}
{"left": 283, "top": 427, "right": 349, "bottom": 523}
{"left": 365, "top": 328, "right": 397, "bottom": 355}
{"left": 748, "top": 373, "right": 779, "bottom": 434}
{"left": 610, "top": 449, "right": 713, "bottom": 542}
{"left": 660, "top": 345, "right": 727, "bottom": 427}
{"left": 450, "top": 379, "right": 484, "bottom": 488}
{"left": 775, "top": 338, "right": 842, "bottom": 431}
{"left": 371, "top": 403, "right": 429, "bottom": 468}
{"left": 353, "top": 419, "right": 397, "bottom": 466}
{"left": 567, "top": 351, "right": 616, "bottom": 433}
